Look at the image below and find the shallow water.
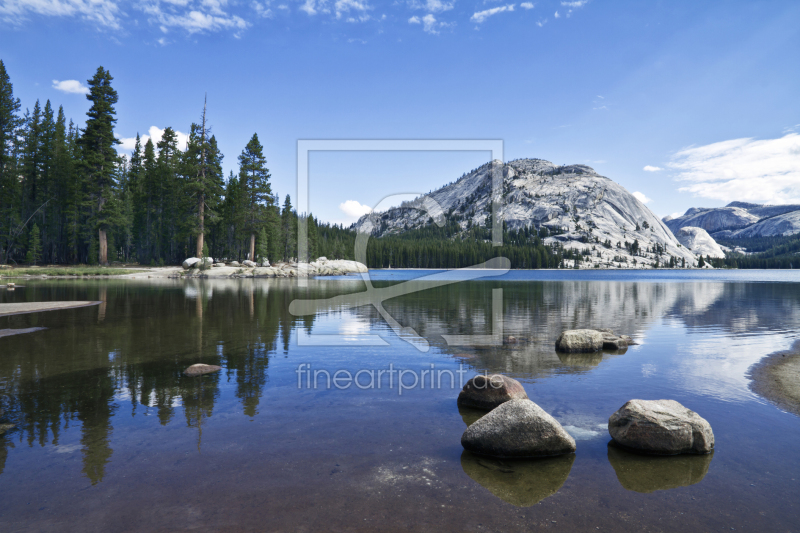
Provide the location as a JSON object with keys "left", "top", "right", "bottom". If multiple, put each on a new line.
{"left": 1, "top": 271, "right": 800, "bottom": 531}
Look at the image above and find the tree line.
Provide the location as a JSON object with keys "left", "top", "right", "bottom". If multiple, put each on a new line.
{"left": 0, "top": 61, "right": 349, "bottom": 266}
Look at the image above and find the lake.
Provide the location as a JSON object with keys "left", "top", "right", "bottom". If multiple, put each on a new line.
{"left": 1, "top": 270, "right": 799, "bottom": 531}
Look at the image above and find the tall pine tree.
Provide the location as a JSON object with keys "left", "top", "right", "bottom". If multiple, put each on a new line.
{"left": 237, "top": 133, "right": 274, "bottom": 261}
{"left": 79, "top": 67, "right": 120, "bottom": 265}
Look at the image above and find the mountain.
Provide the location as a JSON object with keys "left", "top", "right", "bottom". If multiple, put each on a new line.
{"left": 675, "top": 227, "right": 726, "bottom": 259}
{"left": 359, "top": 159, "right": 698, "bottom": 268}
{"left": 665, "top": 202, "right": 800, "bottom": 239}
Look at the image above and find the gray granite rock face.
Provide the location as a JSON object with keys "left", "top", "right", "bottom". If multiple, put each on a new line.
{"left": 461, "top": 399, "right": 576, "bottom": 458}
{"left": 666, "top": 202, "right": 800, "bottom": 240}
{"left": 357, "top": 158, "right": 698, "bottom": 268}
{"left": 676, "top": 227, "right": 726, "bottom": 259}
{"left": 608, "top": 399, "right": 714, "bottom": 455}
{"left": 457, "top": 374, "right": 529, "bottom": 410}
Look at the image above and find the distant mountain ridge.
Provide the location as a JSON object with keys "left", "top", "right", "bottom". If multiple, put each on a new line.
{"left": 665, "top": 202, "right": 800, "bottom": 239}
{"left": 359, "top": 159, "right": 698, "bottom": 268}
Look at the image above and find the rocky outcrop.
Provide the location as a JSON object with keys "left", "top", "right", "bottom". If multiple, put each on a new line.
{"left": 183, "top": 258, "right": 368, "bottom": 279}
{"left": 457, "top": 374, "right": 529, "bottom": 410}
{"left": 555, "top": 330, "right": 604, "bottom": 353}
{"left": 608, "top": 399, "right": 714, "bottom": 455}
{"left": 667, "top": 202, "right": 800, "bottom": 240}
{"left": 676, "top": 227, "right": 726, "bottom": 259}
{"left": 184, "top": 364, "right": 222, "bottom": 376}
{"left": 182, "top": 257, "right": 200, "bottom": 269}
{"left": 461, "top": 399, "right": 576, "bottom": 458}
{"left": 358, "top": 158, "right": 697, "bottom": 269}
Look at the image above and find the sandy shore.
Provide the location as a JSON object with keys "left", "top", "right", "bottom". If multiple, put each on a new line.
{"left": 749, "top": 340, "right": 800, "bottom": 417}
{"left": 0, "top": 301, "right": 101, "bottom": 317}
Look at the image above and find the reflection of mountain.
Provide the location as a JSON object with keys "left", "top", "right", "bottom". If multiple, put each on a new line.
{"left": 0, "top": 280, "right": 315, "bottom": 483}
{"left": 460, "top": 451, "right": 574, "bottom": 507}
{"left": 607, "top": 443, "right": 712, "bottom": 493}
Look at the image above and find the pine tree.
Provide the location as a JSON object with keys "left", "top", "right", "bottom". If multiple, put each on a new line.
{"left": 0, "top": 60, "right": 22, "bottom": 264}
{"left": 79, "top": 67, "right": 120, "bottom": 265}
{"left": 237, "top": 133, "right": 274, "bottom": 261}
{"left": 281, "top": 195, "right": 296, "bottom": 261}
{"left": 27, "top": 222, "right": 42, "bottom": 265}
{"left": 183, "top": 99, "right": 224, "bottom": 260}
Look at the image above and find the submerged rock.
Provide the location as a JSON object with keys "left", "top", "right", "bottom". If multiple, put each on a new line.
{"left": 461, "top": 399, "right": 576, "bottom": 458}
{"left": 607, "top": 442, "right": 713, "bottom": 493}
{"left": 460, "top": 451, "right": 574, "bottom": 507}
{"left": 182, "top": 257, "right": 200, "bottom": 269}
{"left": 457, "top": 374, "right": 529, "bottom": 410}
{"left": 184, "top": 364, "right": 222, "bottom": 377}
{"left": 555, "top": 329, "right": 604, "bottom": 353}
{"left": 608, "top": 399, "right": 714, "bottom": 455}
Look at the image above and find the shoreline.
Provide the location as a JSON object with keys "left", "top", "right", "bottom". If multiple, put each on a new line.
{"left": 748, "top": 340, "right": 800, "bottom": 417}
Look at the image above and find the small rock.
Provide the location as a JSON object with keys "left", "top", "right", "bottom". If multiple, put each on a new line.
{"left": 555, "top": 329, "right": 604, "bottom": 353}
{"left": 457, "top": 374, "right": 529, "bottom": 410}
{"left": 212, "top": 263, "right": 225, "bottom": 268}
{"left": 608, "top": 399, "right": 714, "bottom": 455}
{"left": 242, "top": 260, "right": 257, "bottom": 268}
{"left": 461, "top": 399, "right": 577, "bottom": 458}
{"left": 229, "top": 261, "right": 241, "bottom": 267}
{"left": 184, "top": 364, "right": 222, "bottom": 376}
{"left": 182, "top": 257, "right": 200, "bottom": 270}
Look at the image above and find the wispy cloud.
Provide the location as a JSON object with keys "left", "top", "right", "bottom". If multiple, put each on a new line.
{"left": 0, "top": 0, "right": 122, "bottom": 29}
{"left": 52, "top": 79, "right": 89, "bottom": 94}
{"left": 670, "top": 133, "right": 800, "bottom": 204}
{"left": 519, "top": 2, "right": 533, "bottom": 9}
{"left": 643, "top": 165, "right": 662, "bottom": 172}
{"left": 409, "top": 13, "right": 451, "bottom": 33}
{"left": 471, "top": 4, "right": 514, "bottom": 23}
{"left": 560, "top": 0, "right": 588, "bottom": 7}
{"left": 554, "top": 10, "right": 559, "bottom": 18}
{"left": 139, "top": 1, "right": 248, "bottom": 34}
{"left": 409, "top": 0, "right": 454, "bottom": 13}
{"left": 251, "top": 1, "right": 273, "bottom": 17}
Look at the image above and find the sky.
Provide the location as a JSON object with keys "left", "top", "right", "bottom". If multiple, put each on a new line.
{"left": 1, "top": 0, "right": 799, "bottom": 225}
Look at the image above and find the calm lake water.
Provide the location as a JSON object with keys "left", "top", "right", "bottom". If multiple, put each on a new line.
{"left": 1, "top": 270, "right": 800, "bottom": 532}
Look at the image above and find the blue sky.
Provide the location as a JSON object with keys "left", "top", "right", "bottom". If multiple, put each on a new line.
{"left": 1, "top": 0, "right": 799, "bottom": 224}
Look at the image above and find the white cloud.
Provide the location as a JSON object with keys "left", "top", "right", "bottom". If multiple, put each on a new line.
{"left": 252, "top": 1, "right": 272, "bottom": 17}
{"left": 643, "top": 165, "right": 662, "bottom": 172}
{"left": 632, "top": 191, "right": 652, "bottom": 204}
{"left": 339, "top": 200, "right": 372, "bottom": 220}
{"left": 560, "top": 0, "right": 587, "bottom": 6}
{"left": 520, "top": 2, "right": 533, "bottom": 9}
{"left": 408, "top": 15, "right": 419, "bottom": 23}
{"left": 0, "top": 0, "right": 122, "bottom": 28}
{"left": 470, "top": 4, "right": 514, "bottom": 23}
{"left": 409, "top": 13, "right": 451, "bottom": 33}
{"left": 118, "top": 126, "right": 190, "bottom": 154}
{"left": 299, "top": 0, "right": 320, "bottom": 14}
{"left": 52, "top": 79, "right": 89, "bottom": 94}
{"left": 333, "top": 0, "right": 369, "bottom": 19}
{"left": 669, "top": 133, "right": 800, "bottom": 204}
{"left": 139, "top": 1, "right": 248, "bottom": 34}
{"left": 554, "top": 10, "right": 559, "bottom": 18}
{"left": 535, "top": 17, "right": 545, "bottom": 26}
{"left": 409, "top": 0, "right": 454, "bottom": 12}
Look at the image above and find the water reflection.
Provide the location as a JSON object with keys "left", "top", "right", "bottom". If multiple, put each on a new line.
{"left": 460, "top": 451, "right": 575, "bottom": 507}
{"left": 607, "top": 442, "right": 713, "bottom": 493}
{"left": 458, "top": 405, "right": 486, "bottom": 427}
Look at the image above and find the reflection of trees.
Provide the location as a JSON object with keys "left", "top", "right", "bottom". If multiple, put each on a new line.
{"left": 0, "top": 279, "right": 317, "bottom": 482}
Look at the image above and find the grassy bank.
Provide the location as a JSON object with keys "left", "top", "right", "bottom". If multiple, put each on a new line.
{"left": 0, "top": 267, "right": 147, "bottom": 277}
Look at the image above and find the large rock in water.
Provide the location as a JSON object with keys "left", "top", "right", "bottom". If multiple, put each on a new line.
{"left": 461, "top": 399, "right": 576, "bottom": 458}
{"left": 555, "top": 329, "right": 604, "bottom": 353}
{"left": 184, "top": 364, "right": 222, "bottom": 376}
{"left": 182, "top": 257, "right": 200, "bottom": 269}
{"left": 457, "top": 374, "right": 528, "bottom": 410}
{"left": 608, "top": 399, "right": 714, "bottom": 455}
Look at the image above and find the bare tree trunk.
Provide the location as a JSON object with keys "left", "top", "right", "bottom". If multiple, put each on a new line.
{"left": 196, "top": 195, "right": 204, "bottom": 258}
{"left": 98, "top": 228, "right": 108, "bottom": 265}
{"left": 249, "top": 233, "right": 255, "bottom": 262}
